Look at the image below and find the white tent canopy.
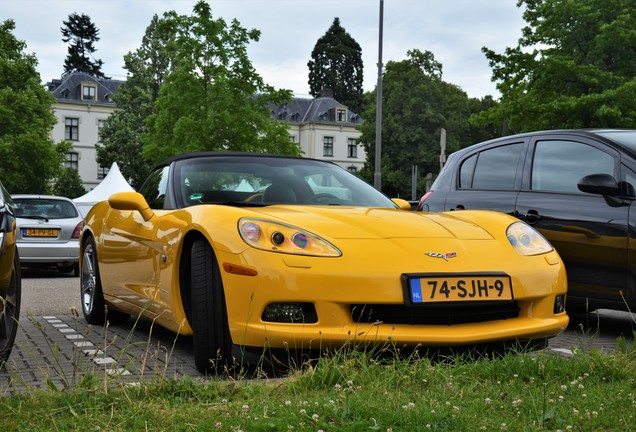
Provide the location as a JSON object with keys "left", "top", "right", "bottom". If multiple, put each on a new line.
{"left": 73, "top": 162, "right": 135, "bottom": 216}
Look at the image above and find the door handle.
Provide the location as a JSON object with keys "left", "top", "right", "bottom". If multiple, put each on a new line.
{"left": 522, "top": 209, "right": 540, "bottom": 225}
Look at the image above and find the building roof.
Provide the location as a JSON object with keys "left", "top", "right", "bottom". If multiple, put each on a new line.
{"left": 47, "top": 72, "right": 124, "bottom": 106}
{"left": 269, "top": 90, "right": 362, "bottom": 126}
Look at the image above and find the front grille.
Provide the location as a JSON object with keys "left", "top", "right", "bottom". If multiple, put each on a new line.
{"left": 350, "top": 301, "right": 520, "bottom": 326}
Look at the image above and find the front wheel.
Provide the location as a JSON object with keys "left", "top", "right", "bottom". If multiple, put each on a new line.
{"left": 190, "top": 239, "right": 234, "bottom": 374}
{"left": 0, "top": 250, "right": 21, "bottom": 366}
{"left": 80, "top": 236, "right": 128, "bottom": 325}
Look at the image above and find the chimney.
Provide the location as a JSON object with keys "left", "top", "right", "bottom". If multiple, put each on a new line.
{"left": 319, "top": 89, "right": 334, "bottom": 98}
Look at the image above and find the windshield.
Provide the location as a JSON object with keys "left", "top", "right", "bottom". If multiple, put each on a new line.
{"left": 13, "top": 198, "right": 79, "bottom": 219}
{"left": 173, "top": 156, "right": 396, "bottom": 208}
{"left": 595, "top": 131, "right": 636, "bottom": 152}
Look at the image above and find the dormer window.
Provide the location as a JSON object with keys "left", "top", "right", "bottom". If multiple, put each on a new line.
{"left": 62, "top": 89, "right": 71, "bottom": 99}
{"left": 82, "top": 85, "right": 96, "bottom": 101}
{"left": 337, "top": 108, "right": 347, "bottom": 122}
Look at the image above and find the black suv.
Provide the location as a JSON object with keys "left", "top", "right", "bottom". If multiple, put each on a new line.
{"left": 417, "top": 129, "right": 636, "bottom": 313}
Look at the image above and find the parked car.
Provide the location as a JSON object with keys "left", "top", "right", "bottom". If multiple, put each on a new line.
{"left": 417, "top": 129, "right": 636, "bottom": 313}
{"left": 0, "top": 180, "right": 21, "bottom": 366}
{"left": 80, "top": 152, "right": 568, "bottom": 374}
{"left": 12, "top": 195, "right": 84, "bottom": 276}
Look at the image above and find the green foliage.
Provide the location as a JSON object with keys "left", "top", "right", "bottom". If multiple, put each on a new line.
{"left": 97, "top": 15, "right": 169, "bottom": 188}
{"left": 61, "top": 13, "right": 105, "bottom": 78}
{"left": 358, "top": 50, "right": 499, "bottom": 198}
{"left": 54, "top": 168, "right": 86, "bottom": 199}
{"left": 478, "top": 0, "right": 636, "bottom": 133}
{"left": 0, "top": 20, "right": 62, "bottom": 194}
{"left": 308, "top": 17, "right": 364, "bottom": 113}
{"left": 141, "top": 1, "right": 298, "bottom": 166}
{"left": 1, "top": 349, "right": 635, "bottom": 431}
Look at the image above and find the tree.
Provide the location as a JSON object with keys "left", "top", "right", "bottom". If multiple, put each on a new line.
{"left": 54, "top": 167, "right": 86, "bottom": 198}
{"left": 308, "top": 18, "right": 364, "bottom": 113}
{"left": 97, "top": 15, "right": 172, "bottom": 188}
{"left": 477, "top": 0, "right": 636, "bottom": 133}
{"left": 141, "top": 1, "right": 298, "bottom": 165}
{"left": 0, "top": 20, "right": 66, "bottom": 194}
{"left": 358, "top": 50, "right": 499, "bottom": 198}
{"left": 61, "top": 13, "right": 105, "bottom": 78}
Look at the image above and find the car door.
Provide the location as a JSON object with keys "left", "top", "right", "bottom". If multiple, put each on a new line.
{"left": 515, "top": 135, "right": 631, "bottom": 309}
{"left": 99, "top": 166, "right": 169, "bottom": 311}
{"left": 441, "top": 140, "right": 527, "bottom": 214}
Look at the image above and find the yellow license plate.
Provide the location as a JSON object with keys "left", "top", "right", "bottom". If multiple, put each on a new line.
{"left": 23, "top": 228, "right": 59, "bottom": 237}
{"left": 405, "top": 273, "right": 513, "bottom": 303}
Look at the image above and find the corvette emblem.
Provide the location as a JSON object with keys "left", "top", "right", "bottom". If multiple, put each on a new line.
{"left": 425, "top": 252, "right": 457, "bottom": 261}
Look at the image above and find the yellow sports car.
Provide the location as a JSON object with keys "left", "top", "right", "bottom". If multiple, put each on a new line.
{"left": 80, "top": 152, "right": 569, "bottom": 373}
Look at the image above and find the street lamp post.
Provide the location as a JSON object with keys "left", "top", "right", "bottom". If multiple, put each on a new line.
{"left": 374, "top": 0, "right": 384, "bottom": 191}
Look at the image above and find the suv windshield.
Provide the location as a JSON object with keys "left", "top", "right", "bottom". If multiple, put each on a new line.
{"left": 595, "top": 131, "right": 636, "bottom": 152}
{"left": 14, "top": 198, "right": 79, "bottom": 219}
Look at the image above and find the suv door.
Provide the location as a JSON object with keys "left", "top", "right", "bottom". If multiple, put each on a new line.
{"left": 440, "top": 140, "right": 526, "bottom": 214}
{"left": 515, "top": 135, "right": 632, "bottom": 311}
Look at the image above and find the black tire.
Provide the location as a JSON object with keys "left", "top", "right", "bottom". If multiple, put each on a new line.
{"left": 0, "top": 249, "right": 21, "bottom": 366}
{"left": 190, "top": 239, "right": 233, "bottom": 374}
{"left": 80, "top": 236, "right": 129, "bottom": 325}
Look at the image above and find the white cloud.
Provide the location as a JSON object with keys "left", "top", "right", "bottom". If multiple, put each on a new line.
{"left": 2, "top": 0, "right": 526, "bottom": 98}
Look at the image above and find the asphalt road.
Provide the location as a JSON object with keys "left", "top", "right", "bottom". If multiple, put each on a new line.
{"left": 2, "top": 269, "right": 635, "bottom": 395}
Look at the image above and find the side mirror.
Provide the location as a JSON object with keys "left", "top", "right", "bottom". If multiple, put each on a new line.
{"left": 391, "top": 198, "right": 413, "bottom": 210}
{"left": 109, "top": 192, "right": 154, "bottom": 221}
{"left": 577, "top": 174, "right": 620, "bottom": 196}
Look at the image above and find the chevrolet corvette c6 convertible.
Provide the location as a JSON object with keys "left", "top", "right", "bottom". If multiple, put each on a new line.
{"left": 80, "top": 152, "right": 569, "bottom": 373}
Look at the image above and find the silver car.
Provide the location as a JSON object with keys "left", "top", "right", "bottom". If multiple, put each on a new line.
{"left": 12, "top": 195, "right": 84, "bottom": 276}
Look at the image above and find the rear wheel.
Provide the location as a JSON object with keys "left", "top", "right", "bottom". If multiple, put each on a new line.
{"left": 80, "top": 236, "right": 128, "bottom": 325}
{"left": 190, "top": 239, "right": 234, "bottom": 374}
{"left": 0, "top": 250, "right": 21, "bottom": 366}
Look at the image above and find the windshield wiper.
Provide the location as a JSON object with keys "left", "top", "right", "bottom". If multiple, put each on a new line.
{"left": 19, "top": 215, "right": 49, "bottom": 221}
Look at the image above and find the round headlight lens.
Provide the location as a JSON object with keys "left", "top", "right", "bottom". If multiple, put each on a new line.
{"left": 506, "top": 222, "right": 553, "bottom": 256}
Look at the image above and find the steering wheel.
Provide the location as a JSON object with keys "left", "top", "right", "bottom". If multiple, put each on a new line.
{"left": 306, "top": 193, "right": 341, "bottom": 204}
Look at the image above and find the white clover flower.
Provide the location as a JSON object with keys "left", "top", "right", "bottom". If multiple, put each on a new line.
{"left": 285, "top": 400, "right": 292, "bottom": 406}
{"left": 485, "top": 398, "right": 492, "bottom": 405}
{"left": 312, "top": 414, "right": 319, "bottom": 422}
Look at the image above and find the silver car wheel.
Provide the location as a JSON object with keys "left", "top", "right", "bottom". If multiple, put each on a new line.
{"left": 80, "top": 242, "right": 97, "bottom": 315}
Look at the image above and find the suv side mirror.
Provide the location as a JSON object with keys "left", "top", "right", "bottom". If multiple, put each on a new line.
{"left": 577, "top": 174, "right": 627, "bottom": 207}
{"left": 577, "top": 174, "right": 620, "bottom": 196}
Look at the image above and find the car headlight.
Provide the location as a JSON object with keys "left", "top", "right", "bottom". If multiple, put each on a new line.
{"left": 238, "top": 218, "right": 341, "bottom": 257}
{"left": 506, "top": 222, "right": 553, "bottom": 256}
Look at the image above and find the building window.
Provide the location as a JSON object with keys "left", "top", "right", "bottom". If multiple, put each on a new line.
{"left": 337, "top": 109, "right": 347, "bottom": 122}
{"left": 65, "top": 118, "right": 79, "bottom": 141}
{"left": 323, "top": 137, "right": 334, "bottom": 157}
{"left": 347, "top": 138, "right": 357, "bottom": 158}
{"left": 347, "top": 166, "right": 358, "bottom": 173}
{"left": 97, "top": 165, "right": 109, "bottom": 180}
{"left": 65, "top": 152, "right": 79, "bottom": 169}
{"left": 97, "top": 119, "right": 105, "bottom": 143}
{"left": 82, "top": 85, "right": 96, "bottom": 100}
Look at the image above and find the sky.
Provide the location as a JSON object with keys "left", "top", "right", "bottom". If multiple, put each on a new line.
{"left": 2, "top": 0, "right": 527, "bottom": 99}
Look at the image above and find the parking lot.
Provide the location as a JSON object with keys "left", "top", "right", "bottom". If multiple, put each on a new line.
{"left": 1, "top": 269, "right": 635, "bottom": 395}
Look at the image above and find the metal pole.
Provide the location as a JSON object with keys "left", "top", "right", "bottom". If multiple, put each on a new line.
{"left": 373, "top": 0, "right": 384, "bottom": 190}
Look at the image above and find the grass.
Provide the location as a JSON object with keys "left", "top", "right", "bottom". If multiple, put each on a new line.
{"left": 1, "top": 337, "right": 635, "bottom": 431}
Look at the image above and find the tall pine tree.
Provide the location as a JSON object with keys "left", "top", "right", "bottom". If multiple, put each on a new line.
{"left": 61, "top": 13, "right": 105, "bottom": 78}
{"left": 308, "top": 18, "right": 364, "bottom": 113}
